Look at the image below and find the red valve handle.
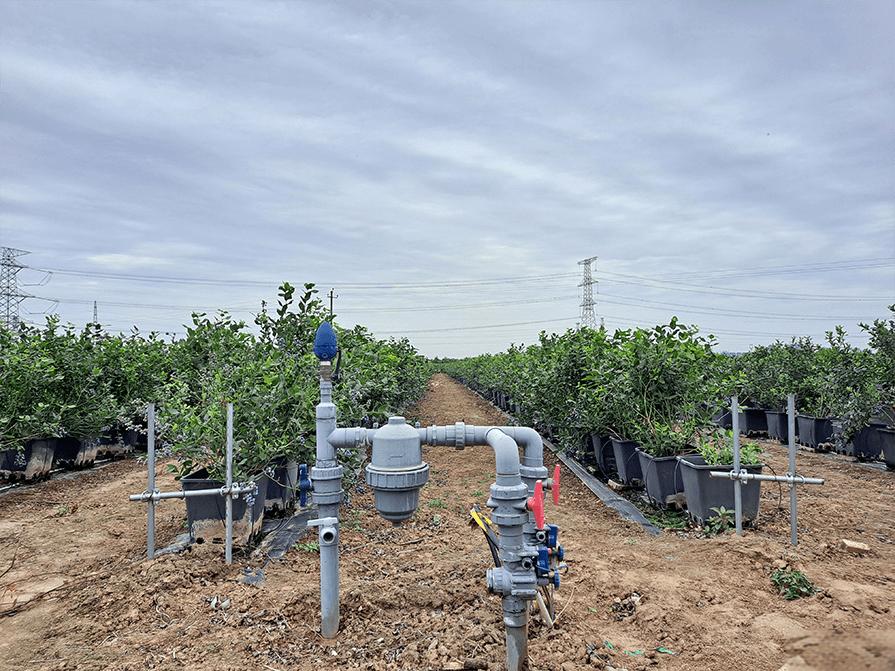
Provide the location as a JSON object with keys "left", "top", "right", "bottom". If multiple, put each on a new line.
{"left": 527, "top": 480, "right": 545, "bottom": 529}
{"left": 552, "top": 464, "right": 560, "bottom": 505}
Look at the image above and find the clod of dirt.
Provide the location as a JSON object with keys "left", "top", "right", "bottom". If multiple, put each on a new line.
{"left": 610, "top": 592, "right": 642, "bottom": 620}
{"left": 840, "top": 539, "right": 871, "bottom": 556}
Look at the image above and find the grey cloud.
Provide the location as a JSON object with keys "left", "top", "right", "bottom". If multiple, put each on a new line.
{"left": 1, "top": 0, "right": 892, "bottom": 356}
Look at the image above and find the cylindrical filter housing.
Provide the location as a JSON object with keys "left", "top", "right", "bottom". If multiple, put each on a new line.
{"left": 365, "top": 416, "right": 429, "bottom": 524}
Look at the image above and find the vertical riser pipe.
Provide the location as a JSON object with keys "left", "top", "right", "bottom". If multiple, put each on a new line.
{"left": 320, "top": 526, "right": 340, "bottom": 639}
{"left": 505, "top": 616, "right": 528, "bottom": 671}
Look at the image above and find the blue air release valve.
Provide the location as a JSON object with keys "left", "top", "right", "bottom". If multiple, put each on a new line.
{"left": 298, "top": 463, "right": 312, "bottom": 507}
{"left": 547, "top": 524, "right": 559, "bottom": 549}
{"left": 314, "top": 322, "right": 338, "bottom": 361}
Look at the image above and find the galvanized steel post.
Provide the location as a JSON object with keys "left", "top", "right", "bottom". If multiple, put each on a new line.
{"left": 146, "top": 403, "right": 156, "bottom": 559}
{"left": 225, "top": 402, "right": 234, "bottom": 565}
{"left": 787, "top": 394, "right": 798, "bottom": 546}
{"left": 731, "top": 396, "right": 743, "bottom": 536}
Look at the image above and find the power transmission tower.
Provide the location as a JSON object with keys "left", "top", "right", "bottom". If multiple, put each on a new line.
{"left": 1, "top": 247, "right": 32, "bottom": 330}
{"left": 577, "top": 256, "right": 601, "bottom": 329}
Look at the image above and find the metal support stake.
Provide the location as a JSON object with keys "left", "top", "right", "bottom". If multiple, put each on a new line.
{"left": 225, "top": 402, "right": 234, "bottom": 565}
{"left": 731, "top": 396, "right": 743, "bottom": 536}
{"left": 787, "top": 394, "right": 798, "bottom": 546}
{"left": 146, "top": 403, "right": 156, "bottom": 559}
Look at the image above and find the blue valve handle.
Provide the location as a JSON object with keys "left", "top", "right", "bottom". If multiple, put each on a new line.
{"left": 298, "top": 463, "right": 312, "bottom": 507}
{"left": 547, "top": 524, "right": 559, "bottom": 549}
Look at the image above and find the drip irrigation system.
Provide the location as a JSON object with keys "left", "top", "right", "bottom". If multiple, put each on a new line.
{"left": 127, "top": 403, "right": 259, "bottom": 563}
{"left": 710, "top": 394, "right": 825, "bottom": 543}
{"left": 308, "top": 322, "right": 568, "bottom": 671}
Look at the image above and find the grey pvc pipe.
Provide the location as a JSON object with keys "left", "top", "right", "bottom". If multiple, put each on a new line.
{"left": 787, "top": 394, "right": 798, "bottom": 546}
{"left": 225, "top": 403, "right": 234, "bottom": 565}
{"left": 328, "top": 423, "right": 545, "bottom": 472}
{"left": 484, "top": 429, "right": 529, "bottom": 671}
{"left": 316, "top": 363, "right": 337, "bottom": 466}
{"left": 147, "top": 403, "right": 156, "bottom": 560}
{"left": 485, "top": 428, "right": 524, "bottom": 484}
{"left": 731, "top": 396, "right": 743, "bottom": 536}
{"left": 320, "top": 524, "right": 339, "bottom": 638}
{"left": 505, "top": 619, "right": 527, "bottom": 671}
{"left": 313, "top": 363, "right": 342, "bottom": 638}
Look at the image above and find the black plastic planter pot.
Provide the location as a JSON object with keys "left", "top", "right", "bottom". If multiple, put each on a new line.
{"left": 796, "top": 415, "right": 834, "bottom": 451}
{"left": 97, "top": 433, "right": 132, "bottom": 458}
{"left": 737, "top": 409, "right": 768, "bottom": 437}
{"left": 265, "top": 459, "right": 299, "bottom": 511}
{"left": 678, "top": 456, "right": 763, "bottom": 525}
{"left": 591, "top": 434, "right": 616, "bottom": 478}
{"left": 0, "top": 439, "right": 56, "bottom": 480}
{"left": 765, "top": 411, "right": 791, "bottom": 444}
{"left": 637, "top": 449, "right": 698, "bottom": 508}
{"left": 181, "top": 469, "right": 268, "bottom": 544}
{"left": 852, "top": 424, "right": 888, "bottom": 462}
{"left": 123, "top": 428, "right": 148, "bottom": 451}
{"left": 713, "top": 410, "right": 733, "bottom": 430}
{"left": 53, "top": 437, "right": 100, "bottom": 468}
{"left": 611, "top": 438, "right": 642, "bottom": 486}
{"left": 880, "top": 429, "right": 895, "bottom": 470}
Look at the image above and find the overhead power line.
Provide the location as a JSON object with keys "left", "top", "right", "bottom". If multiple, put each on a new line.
{"left": 37, "top": 266, "right": 578, "bottom": 289}
{"left": 596, "top": 271, "right": 889, "bottom": 301}
{"left": 375, "top": 316, "right": 579, "bottom": 335}
{"left": 659, "top": 257, "right": 895, "bottom": 281}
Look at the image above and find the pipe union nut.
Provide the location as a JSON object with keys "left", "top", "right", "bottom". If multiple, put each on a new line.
{"left": 454, "top": 422, "right": 465, "bottom": 450}
{"left": 486, "top": 567, "right": 510, "bottom": 595}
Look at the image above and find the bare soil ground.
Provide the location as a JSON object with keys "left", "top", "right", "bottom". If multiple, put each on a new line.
{"left": 1, "top": 374, "right": 893, "bottom": 670}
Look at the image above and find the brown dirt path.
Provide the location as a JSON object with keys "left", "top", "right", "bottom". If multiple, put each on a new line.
{"left": 1, "top": 374, "right": 893, "bottom": 670}
{"left": 0, "top": 458, "right": 184, "bottom": 665}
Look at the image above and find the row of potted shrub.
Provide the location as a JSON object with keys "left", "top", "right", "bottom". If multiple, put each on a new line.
{"left": 730, "top": 317, "right": 895, "bottom": 466}
{"left": 719, "top": 406, "right": 895, "bottom": 465}
{"left": 439, "top": 308, "right": 895, "bottom": 523}
{"left": 485, "top": 381, "right": 763, "bottom": 524}
{"left": 1, "top": 283, "right": 432, "bottom": 544}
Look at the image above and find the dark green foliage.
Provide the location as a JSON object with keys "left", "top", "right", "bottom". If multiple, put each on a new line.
{"left": 439, "top": 318, "right": 722, "bottom": 458}
{"left": 0, "top": 283, "right": 430, "bottom": 481}
{"left": 697, "top": 430, "right": 762, "bottom": 465}
{"left": 770, "top": 567, "right": 816, "bottom": 600}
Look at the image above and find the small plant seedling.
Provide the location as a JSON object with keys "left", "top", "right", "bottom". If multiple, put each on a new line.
{"left": 52, "top": 505, "right": 72, "bottom": 517}
{"left": 346, "top": 510, "right": 363, "bottom": 532}
{"left": 428, "top": 498, "right": 445, "bottom": 509}
{"left": 431, "top": 513, "right": 442, "bottom": 527}
{"left": 703, "top": 506, "right": 735, "bottom": 535}
{"left": 770, "top": 567, "right": 816, "bottom": 600}
{"left": 295, "top": 541, "right": 319, "bottom": 553}
{"left": 472, "top": 489, "right": 484, "bottom": 497}
{"left": 645, "top": 507, "right": 688, "bottom": 530}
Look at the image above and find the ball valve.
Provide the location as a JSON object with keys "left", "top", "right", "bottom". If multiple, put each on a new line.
{"left": 365, "top": 416, "right": 430, "bottom": 524}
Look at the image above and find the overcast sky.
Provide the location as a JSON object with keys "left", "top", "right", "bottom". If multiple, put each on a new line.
{"left": 1, "top": 1, "right": 893, "bottom": 357}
